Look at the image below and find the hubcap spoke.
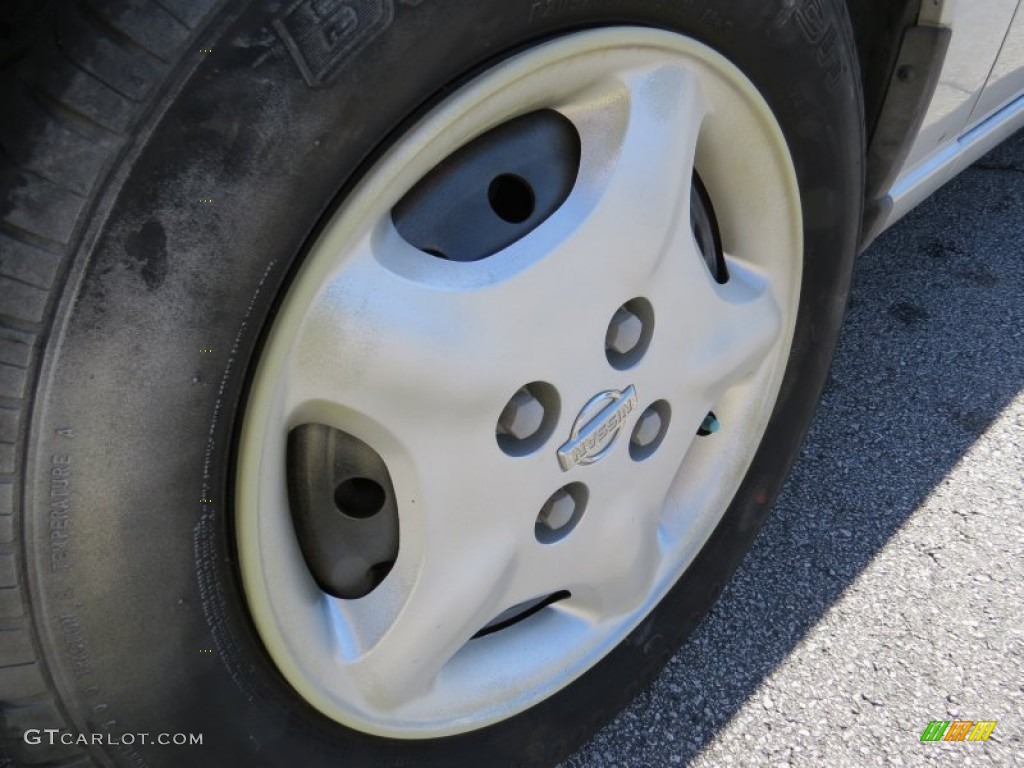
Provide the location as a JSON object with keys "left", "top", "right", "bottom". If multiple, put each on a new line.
{"left": 642, "top": 232, "right": 785, "bottom": 415}
{"left": 687, "top": 254, "right": 785, "bottom": 395}
{"left": 529, "top": 63, "right": 707, "bottom": 295}
{"left": 344, "top": 521, "right": 516, "bottom": 710}
{"left": 284, "top": 236, "right": 545, "bottom": 450}
{"left": 338, "top": 452, "right": 576, "bottom": 709}
{"left": 518, "top": 493, "right": 664, "bottom": 621}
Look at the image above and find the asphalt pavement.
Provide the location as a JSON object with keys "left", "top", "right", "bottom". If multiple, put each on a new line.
{"left": 562, "top": 131, "right": 1024, "bottom": 767}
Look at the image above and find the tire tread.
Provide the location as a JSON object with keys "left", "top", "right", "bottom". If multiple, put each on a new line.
{"left": 0, "top": 1, "right": 226, "bottom": 764}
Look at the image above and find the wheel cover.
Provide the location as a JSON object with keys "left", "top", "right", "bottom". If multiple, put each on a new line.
{"left": 236, "top": 27, "right": 802, "bottom": 738}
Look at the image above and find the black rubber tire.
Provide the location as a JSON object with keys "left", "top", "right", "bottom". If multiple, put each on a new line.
{"left": 0, "top": 1, "right": 863, "bottom": 766}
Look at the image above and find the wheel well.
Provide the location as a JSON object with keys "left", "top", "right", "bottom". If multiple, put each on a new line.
{"left": 845, "top": 0, "right": 922, "bottom": 141}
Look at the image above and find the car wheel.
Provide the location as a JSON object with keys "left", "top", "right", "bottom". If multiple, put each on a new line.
{"left": 0, "top": 1, "right": 862, "bottom": 766}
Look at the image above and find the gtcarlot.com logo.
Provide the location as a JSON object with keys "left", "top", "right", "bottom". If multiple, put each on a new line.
{"left": 24, "top": 729, "right": 203, "bottom": 746}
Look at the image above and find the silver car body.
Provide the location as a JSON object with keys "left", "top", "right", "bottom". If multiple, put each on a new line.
{"left": 880, "top": 0, "right": 1024, "bottom": 232}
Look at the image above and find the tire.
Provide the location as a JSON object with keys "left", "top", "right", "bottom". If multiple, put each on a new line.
{"left": 0, "top": 1, "right": 863, "bottom": 766}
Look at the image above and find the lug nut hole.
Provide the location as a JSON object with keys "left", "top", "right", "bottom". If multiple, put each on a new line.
{"left": 630, "top": 401, "right": 671, "bottom": 461}
{"left": 488, "top": 173, "right": 536, "bottom": 223}
{"left": 497, "top": 381, "right": 560, "bottom": 457}
{"left": 536, "top": 483, "right": 588, "bottom": 544}
{"left": 606, "top": 297, "right": 654, "bottom": 370}
{"left": 334, "top": 477, "right": 387, "bottom": 519}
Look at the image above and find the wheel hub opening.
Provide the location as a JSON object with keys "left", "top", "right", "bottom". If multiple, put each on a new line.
{"left": 473, "top": 591, "right": 572, "bottom": 639}
{"left": 690, "top": 171, "right": 728, "bottom": 283}
{"left": 391, "top": 109, "right": 580, "bottom": 262}
{"left": 286, "top": 424, "right": 400, "bottom": 599}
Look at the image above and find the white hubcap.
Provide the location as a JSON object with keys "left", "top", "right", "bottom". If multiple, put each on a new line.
{"left": 236, "top": 27, "right": 801, "bottom": 738}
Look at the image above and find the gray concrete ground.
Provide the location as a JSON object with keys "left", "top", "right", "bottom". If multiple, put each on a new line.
{"left": 563, "top": 131, "right": 1024, "bottom": 767}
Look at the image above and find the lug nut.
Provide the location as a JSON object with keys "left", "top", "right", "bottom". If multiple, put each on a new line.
{"left": 537, "top": 489, "right": 576, "bottom": 532}
{"left": 605, "top": 307, "right": 644, "bottom": 355}
{"left": 497, "top": 387, "right": 545, "bottom": 440}
{"left": 631, "top": 408, "right": 663, "bottom": 448}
